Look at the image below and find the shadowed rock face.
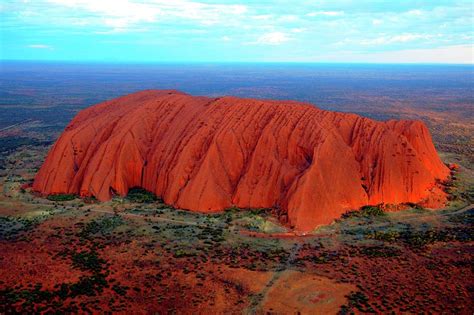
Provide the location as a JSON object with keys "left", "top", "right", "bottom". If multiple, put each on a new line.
{"left": 33, "top": 90, "right": 450, "bottom": 231}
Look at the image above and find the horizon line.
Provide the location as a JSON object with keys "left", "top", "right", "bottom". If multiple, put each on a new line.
{"left": 1, "top": 59, "right": 473, "bottom": 66}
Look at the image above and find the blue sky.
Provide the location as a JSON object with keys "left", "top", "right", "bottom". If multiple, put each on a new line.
{"left": 1, "top": 0, "right": 473, "bottom": 63}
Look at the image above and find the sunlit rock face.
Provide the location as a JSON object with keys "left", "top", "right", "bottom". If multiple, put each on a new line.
{"left": 33, "top": 90, "right": 449, "bottom": 231}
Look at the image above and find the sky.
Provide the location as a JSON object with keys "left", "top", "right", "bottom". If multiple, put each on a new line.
{"left": 0, "top": 0, "right": 473, "bottom": 63}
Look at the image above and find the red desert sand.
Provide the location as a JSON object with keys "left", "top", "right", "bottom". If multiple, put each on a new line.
{"left": 33, "top": 90, "right": 450, "bottom": 231}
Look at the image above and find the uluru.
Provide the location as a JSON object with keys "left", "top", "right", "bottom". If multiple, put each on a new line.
{"left": 33, "top": 90, "right": 450, "bottom": 231}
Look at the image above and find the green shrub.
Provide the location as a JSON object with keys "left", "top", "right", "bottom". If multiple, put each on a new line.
{"left": 365, "top": 224, "right": 473, "bottom": 249}
{"left": 47, "top": 194, "right": 76, "bottom": 201}
{"left": 71, "top": 250, "right": 106, "bottom": 273}
{"left": 341, "top": 291, "right": 374, "bottom": 313}
{"left": 342, "top": 204, "right": 385, "bottom": 219}
{"left": 126, "top": 187, "right": 160, "bottom": 203}
{"left": 359, "top": 245, "right": 400, "bottom": 258}
{"left": 360, "top": 205, "right": 385, "bottom": 216}
{"left": 0, "top": 216, "right": 40, "bottom": 240}
{"left": 365, "top": 230, "right": 400, "bottom": 242}
{"left": 399, "top": 229, "right": 464, "bottom": 248}
{"left": 173, "top": 249, "right": 196, "bottom": 258}
{"left": 78, "top": 215, "right": 123, "bottom": 238}
{"left": 83, "top": 195, "right": 98, "bottom": 204}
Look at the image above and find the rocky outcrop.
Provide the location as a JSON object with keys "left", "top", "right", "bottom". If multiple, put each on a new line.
{"left": 33, "top": 90, "right": 450, "bottom": 231}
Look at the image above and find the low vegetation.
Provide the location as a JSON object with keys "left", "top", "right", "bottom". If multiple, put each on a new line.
{"left": 1, "top": 244, "right": 117, "bottom": 313}
{"left": 0, "top": 216, "right": 40, "bottom": 240}
{"left": 339, "top": 291, "right": 374, "bottom": 314}
{"left": 126, "top": 187, "right": 161, "bottom": 203}
{"left": 77, "top": 215, "right": 124, "bottom": 239}
{"left": 341, "top": 205, "right": 385, "bottom": 219}
{"left": 359, "top": 245, "right": 400, "bottom": 258}
{"left": 365, "top": 225, "right": 473, "bottom": 249}
{"left": 71, "top": 250, "right": 107, "bottom": 273}
{"left": 47, "top": 194, "right": 76, "bottom": 202}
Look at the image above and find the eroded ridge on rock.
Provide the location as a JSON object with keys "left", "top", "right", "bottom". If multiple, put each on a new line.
{"left": 33, "top": 90, "right": 450, "bottom": 231}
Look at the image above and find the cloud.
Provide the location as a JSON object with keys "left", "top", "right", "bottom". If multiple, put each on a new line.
{"left": 252, "top": 14, "right": 272, "bottom": 21}
{"left": 2, "top": 0, "right": 473, "bottom": 63}
{"left": 291, "top": 28, "right": 306, "bottom": 33}
{"left": 359, "top": 44, "right": 473, "bottom": 64}
{"left": 359, "top": 33, "right": 435, "bottom": 45}
{"left": 307, "top": 44, "right": 473, "bottom": 64}
{"left": 45, "top": 0, "right": 248, "bottom": 30}
{"left": 255, "top": 32, "right": 291, "bottom": 45}
{"left": 28, "top": 44, "right": 53, "bottom": 49}
{"left": 307, "top": 11, "right": 344, "bottom": 17}
{"left": 372, "top": 19, "right": 382, "bottom": 26}
{"left": 407, "top": 9, "right": 423, "bottom": 16}
{"left": 278, "top": 15, "right": 299, "bottom": 22}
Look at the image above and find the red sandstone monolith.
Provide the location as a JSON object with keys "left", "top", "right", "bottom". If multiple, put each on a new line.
{"left": 33, "top": 90, "right": 450, "bottom": 231}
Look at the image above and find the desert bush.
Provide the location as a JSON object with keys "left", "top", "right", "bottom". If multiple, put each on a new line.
{"left": 365, "top": 230, "right": 400, "bottom": 242}
{"left": 0, "top": 216, "right": 40, "bottom": 240}
{"left": 342, "top": 204, "right": 385, "bottom": 219}
{"left": 71, "top": 250, "right": 106, "bottom": 273}
{"left": 78, "top": 215, "right": 124, "bottom": 238}
{"left": 47, "top": 194, "right": 76, "bottom": 201}
{"left": 359, "top": 245, "right": 400, "bottom": 258}
{"left": 126, "top": 187, "right": 161, "bottom": 203}
{"left": 173, "top": 249, "right": 196, "bottom": 258}
{"left": 366, "top": 225, "right": 473, "bottom": 249}
{"left": 340, "top": 291, "right": 375, "bottom": 313}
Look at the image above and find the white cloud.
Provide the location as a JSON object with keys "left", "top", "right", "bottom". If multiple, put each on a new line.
{"left": 5, "top": 0, "right": 472, "bottom": 63}
{"left": 361, "top": 44, "right": 473, "bottom": 64}
{"left": 307, "top": 44, "right": 473, "bottom": 64}
{"left": 359, "top": 33, "right": 435, "bottom": 45}
{"left": 28, "top": 44, "right": 53, "bottom": 49}
{"left": 255, "top": 32, "right": 291, "bottom": 45}
{"left": 253, "top": 14, "right": 272, "bottom": 20}
{"left": 372, "top": 19, "right": 382, "bottom": 26}
{"left": 307, "top": 11, "right": 344, "bottom": 17}
{"left": 278, "top": 15, "right": 298, "bottom": 22}
{"left": 407, "top": 9, "right": 423, "bottom": 16}
{"left": 291, "top": 28, "right": 306, "bottom": 33}
{"left": 45, "top": 0, "right": 248, "bottom": 30}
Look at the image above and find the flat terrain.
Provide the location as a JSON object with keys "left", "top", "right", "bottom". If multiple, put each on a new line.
{"left": 0, "top": 63, "right": 473, "bottom": 313}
